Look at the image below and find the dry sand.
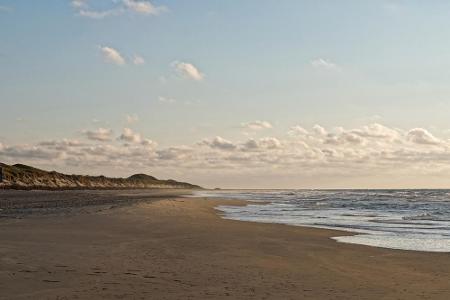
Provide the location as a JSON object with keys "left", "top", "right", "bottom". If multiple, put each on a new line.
{"left": 1, "top": 195, "right": 450, "bottom": 299}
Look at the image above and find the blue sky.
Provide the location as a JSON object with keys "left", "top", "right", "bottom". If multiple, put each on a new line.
{"left": 2, "top": 1, "right": 450, "bottom": 188}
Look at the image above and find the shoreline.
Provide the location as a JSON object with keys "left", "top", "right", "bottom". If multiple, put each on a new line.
{"left": 1, "top": 196, "right": 450, "bottom": 299}
{"left": 1, "top": 189, "right": 447, "bottom": 254}
{"left": 216, "top": 203, "right": 445, "bottom": 255}
{"left": 213, "top": 192, "right": 450, "bottom": 253}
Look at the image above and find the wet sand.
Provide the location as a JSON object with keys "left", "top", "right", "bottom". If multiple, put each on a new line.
{"left": 0, "top": 189, "right": 193, "bottom": 217}
{"left": 1, "top": 195, "right": 450, "bottom": 299}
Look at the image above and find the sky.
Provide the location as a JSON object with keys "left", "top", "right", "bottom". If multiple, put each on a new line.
{"left": 2, "top": 1, "right": 450, "bottom": 188}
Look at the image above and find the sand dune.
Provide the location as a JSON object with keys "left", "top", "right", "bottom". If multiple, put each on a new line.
{"left": 0, "top": 163, "right": 200, "bottom": 190}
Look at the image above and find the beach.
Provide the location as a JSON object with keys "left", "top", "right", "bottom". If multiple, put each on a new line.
{"left": 1, "top": 192, "right": 450, "bottom": 299}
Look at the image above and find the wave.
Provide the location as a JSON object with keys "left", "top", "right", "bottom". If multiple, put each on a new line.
{"left": 201, "top": 189, "right": 450, "bottom": 252}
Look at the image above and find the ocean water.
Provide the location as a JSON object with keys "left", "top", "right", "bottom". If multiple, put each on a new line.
{"left": 195, "top": 190, "right": 450, "bottom": 252}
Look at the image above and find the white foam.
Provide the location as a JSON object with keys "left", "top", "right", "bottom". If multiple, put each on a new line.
{"left": 333, "top": 234, "right": 450, "bottom": 252}
{"left": 209, "top": 190, "right": 450, "bottom": 253}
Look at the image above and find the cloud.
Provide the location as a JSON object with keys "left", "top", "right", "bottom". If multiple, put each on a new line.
{"left": 126, "top": 114, "right": 139, "bottom": 124}
{"left": 123, "top": 0, "right": 167, "bottom": 15}
{"left": 133, "top": 55, "right": 145, "bottom": 65}
{"left": 7, "top": 122, "right": 450, "bottom": 188}
{"left": 201, "top": 136, "right": 237, "bottom": 151}
{"left": 38, "top": 139, "right": 85, "bottom": 148}
{"left": 325, "top": 132, "right": 365, "bottom": 145}
{"left": 241, "top": 121, "right": 273, "bottom": 130}
{"left": 98, "top": 48, "right": 145, "bottom": 66}
{"left": 242, "top": 138, "right": 282, "bottom": 151}
{"left": 171, "top": 61, "right": 204, "bottom": 81}
{"left": 117, "top": 128, "right": 157, "bottom": 148}
{"left": 83, "top": 128, "right": 113, "bottom": 141}
{"left": 158, "top": 96, "right": 176, "bottom": 104}
{"left": 311, "top": 58, "right": 339, "bottom": 70}
{"left": 350, "top": 123, "right": 400, "bottom": 141}
{"left": 141, "top": 138, "right": 158, "bottom": 148}
{"left": 157, "top": 146, "right": 192, "bottom": 160}
{"left": 79, "top": 8, "right": 122, "bottom": 19}
{"left": 118, "top": 128, "right": 142, "bottom": 143}
{"left": 0, "top": 144, "right": 60, "bottom": 160}
{"left": 288, "top": 125, "right": 308, "bottom": 136}
{"left": 312, "top": 124, "right": 327, "bottom": 136}
{"left": 71, "top": 0, "right": 87, "bottom": 8}
{"left": 71, "top": 0, "right": 167, "bottom": 19}
{"left": 407, "top": 128, "right": 441, "bottom": 145}
{"left": 100, "top": 46, "right": 126, "bottom": 65}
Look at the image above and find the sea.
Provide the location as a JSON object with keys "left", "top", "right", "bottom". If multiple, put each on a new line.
{"left": 194, "top": 189, "right": 450, "bottom": 252}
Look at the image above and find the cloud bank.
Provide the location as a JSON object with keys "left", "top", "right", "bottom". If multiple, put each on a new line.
{"left": 2, "top": 122, "right": 450, "bottom": 187}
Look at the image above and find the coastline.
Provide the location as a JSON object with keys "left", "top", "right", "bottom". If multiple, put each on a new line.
{"left": 1, "top": 195, "right": 450, "bottom": 299}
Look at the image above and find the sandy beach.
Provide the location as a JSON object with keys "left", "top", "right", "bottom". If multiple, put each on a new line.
{"left": 1, "top": 193, "right": 450, "bottom": 299}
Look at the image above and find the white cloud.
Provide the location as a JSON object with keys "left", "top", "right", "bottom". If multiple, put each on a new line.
{"left": 337, "top": 132, "right": 365, "bottom": 145}
{"left": 71, "top": 0, "right": 87, "bottom": 8}
{"left": 157, "top": 146, "right": 192, "bottom": 160}
{"left": 126, "top": 114, "right": 139, "bottom": 124}
{"left": 242, "top": 137, "right": 282, "bottom": 151}
{"left": 117, "top": 128, "right": 156, "bottom": 148}
{"left": 350, "top": 123, "right": 400, "bottom": 141}
{"left": 171, "top": 61, "right": 204, "bottom": 81}
{"left": 288, "top": 125, "right": 308, "bottom": 136}
{"left": 100, "top": 46, "right": 126, "bottom": 65}
{"left": 241, "top": 121, "right": 273, "bottom": 130}
{"left": 0, "top": 144, "right": 59, "bottom": 160}
{"left": 201, "top": 136, "right": 236, "bottom": 151}
{"left": 312, "top": 124, "right": 327, "bottom": 136}
{"left": 79, "top": 8, "right": 122, "bottom": 19}
{"left": 133, "top": 55, "right": 145, "bottom": 65}
{"left": 158, "top": 96, "right": 176, "bottom": 104}
{"left": 71, "top": 0, "right": 166, "bottom": 19}
{"left": 83, "top": 128, "right": 113, "bottom": 141}
{"left": 123, "top": 0, "right": 167, "bottom": 15}
{"left": 141, "top": 138, "right": 158, "bottom": 148}
{"left": 7, "top": 122, "right": 450, "bottom": 188}
{"left": 39, "top": 139, "right": 85, "bottom": 148}
{"left": 407, "top": 128, "right": 441, "bottom": 145}
{"left": 118, "top": 128, "right": 142, "bottom": 143}
{"left": 311, "top": 58, "right": 339, "bottom": 70}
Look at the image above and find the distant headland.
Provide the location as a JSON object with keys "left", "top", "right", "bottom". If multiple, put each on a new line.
{"left": 0, "top": 163, "right": 201, "bottom": 190}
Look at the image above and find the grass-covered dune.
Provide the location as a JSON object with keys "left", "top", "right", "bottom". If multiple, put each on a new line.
{"left": 0, "top": 163, "right": 201, "bottom": 190}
